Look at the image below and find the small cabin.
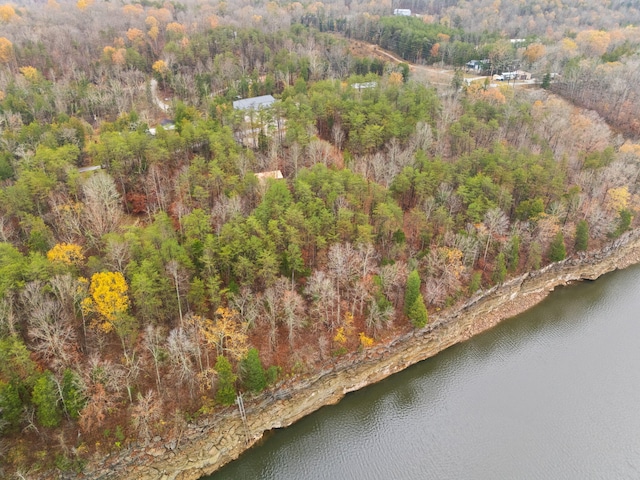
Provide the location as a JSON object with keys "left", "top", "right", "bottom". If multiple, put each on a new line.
{"left": 466, "top": 60, "right": 489, "bottom": 73}
{"left": 147, "top": 119, "right": 175, "bottom": 136}
{"left": 352, "top": 82, "right": 378, "bottom": 91}
{"left": 255, "top": 170, "right": 284, "bottom": 184}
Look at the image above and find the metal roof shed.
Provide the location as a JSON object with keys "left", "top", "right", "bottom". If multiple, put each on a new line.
{"left": 233, "top": 95, "right": 276, "bottom": 110}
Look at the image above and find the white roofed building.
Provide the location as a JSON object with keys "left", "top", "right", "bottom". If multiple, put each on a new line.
{"left": 232, "top": 95, "right": 282, "bottom": 148}
{"left": 232, "top": 95, "right": 276, "bottom": 111}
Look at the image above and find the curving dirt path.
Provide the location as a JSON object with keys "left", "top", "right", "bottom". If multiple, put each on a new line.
{"left": 150, "top": 78, "right": 171, "bottom": 113}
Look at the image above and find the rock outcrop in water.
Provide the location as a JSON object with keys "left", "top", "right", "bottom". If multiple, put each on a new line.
{"left": 78, "top": 232, "right": 640, "bottom": 480}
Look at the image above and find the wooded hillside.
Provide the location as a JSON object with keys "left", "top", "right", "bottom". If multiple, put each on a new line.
{"left": 1, "top": 0, "right": 639, "bottom": 476}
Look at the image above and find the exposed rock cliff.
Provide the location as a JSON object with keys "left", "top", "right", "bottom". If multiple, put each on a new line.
{"left": 79, "top": 232, "right": 640, "bottom": 480}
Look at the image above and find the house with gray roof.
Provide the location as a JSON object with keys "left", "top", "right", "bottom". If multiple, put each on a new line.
{"left": 232, "top": 95, "right": 281, "bottom": 148}
{"left": 232, "top": 95, "right": 276, "bottom": 111}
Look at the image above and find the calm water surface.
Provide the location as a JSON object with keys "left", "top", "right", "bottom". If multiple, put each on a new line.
{"left": 206, "top": 265, "right": 640, "bottom": 480}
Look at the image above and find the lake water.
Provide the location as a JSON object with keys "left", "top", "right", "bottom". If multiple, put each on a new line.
{"left": 205, "top": 264, "right": 640, "bottom": 479}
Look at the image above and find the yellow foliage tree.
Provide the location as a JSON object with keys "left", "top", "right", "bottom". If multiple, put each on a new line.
{"left": 166, "top": 22, "right": 186, "bottom": 36}
{"left": 0, "top": 4, "right": 16, "bottom": 22}
{"left": 76, "top": 0, "right": 93, "bottom": 10}
{"left": 145, "top": 15, "right": 159, "bottom": 28}
{"left": 19, "top": 66, "right": 39, "bottom": 82}
{"left": 148, "top": 25, "right": 159, "bottom": 42}
{"left": 333, "top": 327, "right": 347, "bottom": 345}
{"left": 0, "top": 37, "right": 13, "bottom": 64}
{"left": 47, "top": 243, "right": 85, "bottom": 266}
{"left": 560, "top": 38, "right": 578, "bottom": 57}
{"left": 606, "top": 186, "right": 630, "bottom": 213}
{"left": 333, "top": 311, "right": 354, "bottom": 346}
{"left": 112, "top": 48, "right": 126, "bottom": 66}
{"left": 83, "top": 271, "right": 130, "bottom": 333}
{"left": 200, "top": 307, "right": 248, "bottom": 361}
{"left": 441, "top": 246, "right": 465, "bottom": 279}
{"left": 619, "top": 142, "right": 640, "bottom": 159}
{"left": 576, "top": 30, "right": 611, "bottom": 57}
{"left": 152, "top": 59, "right": 168, "bottom": 75}
{"left": 359, "top": 332, "right": 374, "bottom": 348}
{"left": 388, "top": 71, "right": 403, "bottom": 86}
{"left": 102, "top": 45, "right": 116, "bottom": 63}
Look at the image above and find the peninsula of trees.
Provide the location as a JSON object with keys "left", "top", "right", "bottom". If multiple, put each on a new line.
{"left": 1, "top": 0, "right": 639, "bottom": 476}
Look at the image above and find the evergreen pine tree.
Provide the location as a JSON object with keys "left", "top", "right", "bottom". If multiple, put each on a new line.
{"left": 527, "top": 241, "right": 542, "bottom": 270}
{"left": 612, "top": 209, "right": 632, "bottom": 238}
{"left": 407, "top": 294, "right": 428, "bottom": 328}
{"left": 240, "top": 348, "right": 267, "bottom": 394}
{"left": 0, "top": 381, "right": 22, "bottom": 432}
{"left": 404, "top": 270, "right": 421, "bottom": 315}
{"left": 492, "top": 252, "right": 507, "bottom": 284}
{"left": 215, "top": 356, "right": 237, "bottom": 406}
{"left": 549, "top": 231, "right": 567, "bottom": 262}
{"left": 62, "top": 369, "right": 86, "bottom": 420}
{"left": 575, "top": 220, "right": 589, "bottom": 252}
{"left": 32, "top": 372, "right": 62, "bottom": 428}
{"left": 507, "top": 235, "right": 520, "bottom": 272}
{"left": 468, "top": 271, "right": 482, "bottom": 294}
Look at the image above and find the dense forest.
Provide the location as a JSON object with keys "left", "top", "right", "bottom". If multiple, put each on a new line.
{"left": 1, "top": 0, "right": 640, "bottom": 476}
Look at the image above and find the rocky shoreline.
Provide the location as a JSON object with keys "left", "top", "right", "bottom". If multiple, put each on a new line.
{"left": 72, "top": 231, "right": 640, "bottom": 480}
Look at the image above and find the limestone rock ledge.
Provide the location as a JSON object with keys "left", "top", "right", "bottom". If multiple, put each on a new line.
{"left": 74, "top": 232, "right": 640, "bottom": 480}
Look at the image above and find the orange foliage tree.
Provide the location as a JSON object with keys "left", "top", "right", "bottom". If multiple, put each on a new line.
{"left": 0, "top": 4, "right": 17, "bottom": 22}
{"left": 0, "top": 37, "right": 13, "bottom": 64}
{"left": 523, "top": 43, "right": 546, "bottom": 65}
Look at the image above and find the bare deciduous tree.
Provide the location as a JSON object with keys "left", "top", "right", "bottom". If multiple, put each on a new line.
{"left": 167, "top": 327, "right": 198, "bottom": 398}
{"left": 81, "top": 171, "right": 122, "bottom": 242}
{"left": 305, "top": 270, "right": 339, "bottom": 330}
{"left": 229, "top": 287, "right": 260, "bottom": 329}
{"left": 282, "top": 288, "right": 305, "bottom": 347}
{"left": 23, "top": 281, "right": 77, "bottom": 370}
{"left": 482, "top": 207, "right": 510, "bottom": 262}
{"left": 131, "top": 390, "right": 162, "bottom": 443}
{"left": 143, "top": 324, "right": 166, "bottom": 390}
